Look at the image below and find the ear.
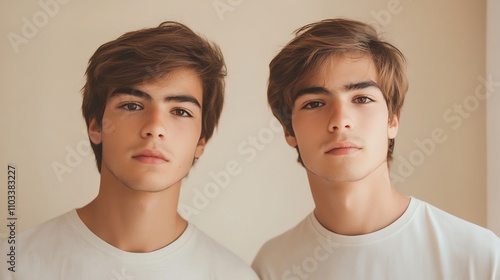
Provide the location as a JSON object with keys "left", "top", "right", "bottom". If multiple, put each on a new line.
{"left": 88, "top": 118, "right": 102, "bottom": 145}
{"left": 388, "top": 114, "right": 399, "bottom": 139}
{"left": 194, "top": 137, "right": 206, "bottom": 158}
{"left": 283, "top": 124, "right": 298, "bottom": 148}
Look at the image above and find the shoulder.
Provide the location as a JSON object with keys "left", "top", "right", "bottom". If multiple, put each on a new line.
{"left": 254, "top": 213, "right": 313, "bottom": 256}
{"left": 0, "top": 210, "right": 76, "bottom": 278}
{"left": 414, "top": 198, "right": 500, "bottom": 260}
{"left": 6, "top": 210, "right": 75, "bottom": 250}
{"left": 190, "top": 226, "right": 259, "bottom": 279}
{"left": 416, "top": 198, "right": 498, "bottom": 240}
{"left": 413, "top": 198, "right": 500, "bottom": 277}
{"left": 252, "top": 214, "right": 313, "bottom": 277}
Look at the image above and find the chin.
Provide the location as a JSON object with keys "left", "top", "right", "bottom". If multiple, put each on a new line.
{"left": 126, "top": 185, "right": 172, "bottom": 193}
{"left": 310, "top": 166, "right": 370, "bottom": 183}
{"left": 121, "top": 177, "right": 178, "bottom": 193}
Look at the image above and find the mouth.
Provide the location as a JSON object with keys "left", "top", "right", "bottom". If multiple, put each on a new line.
{"left": 325, "top": 142, "right": 361, "bottom": 156}
{"left": 132, "top": 149, "right": 168, "bottom": 164}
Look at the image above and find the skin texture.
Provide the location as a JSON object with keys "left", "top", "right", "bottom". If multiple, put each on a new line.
{"left": 286, "top": 54, "right": 410, "bottom": 236}
{"left": 77, "top": 68, "right": 206, "bottom": 252}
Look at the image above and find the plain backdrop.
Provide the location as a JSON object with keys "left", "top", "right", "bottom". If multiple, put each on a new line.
{"left": 1, "top": 0, "right": 498, "bottom": 264}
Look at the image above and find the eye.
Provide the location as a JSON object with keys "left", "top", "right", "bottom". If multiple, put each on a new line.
{"left": 302, "top": 101, "right": 325, "bottom": 109}
{"left": 119, "top": 103, "right": 143, "bottom": 111}
{"left": 172, "top": 108, "right": 193, "bottom": 117}
{"left": 353, "top": 96, "right": 373, "bottom": 104}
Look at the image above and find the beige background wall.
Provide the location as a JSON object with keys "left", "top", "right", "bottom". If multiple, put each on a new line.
{"left": 0, "top": 0, "right": 493, "bottom": 263}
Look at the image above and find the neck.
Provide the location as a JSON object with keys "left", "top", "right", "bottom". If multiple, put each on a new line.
{"left": 77, "top": 170, "right": 186, "bottom": 253}
{"left": 309, "top": 163, "right": 409, "bottom": 236}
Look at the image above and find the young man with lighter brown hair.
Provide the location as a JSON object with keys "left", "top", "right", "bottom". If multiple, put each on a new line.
{"left": 252, "top": 18, "right": 499, "bottom": 279}
{"left": 0, "top": 21, "right": 258, "bottom": 279}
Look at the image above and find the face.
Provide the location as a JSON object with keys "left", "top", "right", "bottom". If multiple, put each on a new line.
{"left": 88, "top": 68, "right": 205, "bottom": 192}
{"left": 286, "top": 54, "right": 398, "bottom": 184}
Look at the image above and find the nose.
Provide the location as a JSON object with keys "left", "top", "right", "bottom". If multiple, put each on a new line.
{"left": 140, "top": 107, "right": 166, "bottom": 139}
{"left": 328, "top": 101, "right": 352, "bottom": 132}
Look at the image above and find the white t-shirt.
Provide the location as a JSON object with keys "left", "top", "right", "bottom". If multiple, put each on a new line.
{"left": 252, "top": 197, "right": 500, "bottom": 280}
{"left": 0, "top": 210, "right": 259, "bottom": 280}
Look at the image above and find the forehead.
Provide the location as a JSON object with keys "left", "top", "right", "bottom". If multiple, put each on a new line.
{"left": 108, "top": 68, "right": 203, "bottom": 101}
{"left": 138, "top": 68, "right": 202, "bottom": 94}
{"left": 297, "top": 53, "right": 379, "bottom": 91}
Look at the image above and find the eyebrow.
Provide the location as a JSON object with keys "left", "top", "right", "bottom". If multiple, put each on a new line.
{"left": 295, "top": 80, "right": 380, "bottom": 99}
{"left": 344, "top": 80, "right": 380, "bottom": 91}
{"left": 111, "top": 87, "right": 201, "bottom": 108}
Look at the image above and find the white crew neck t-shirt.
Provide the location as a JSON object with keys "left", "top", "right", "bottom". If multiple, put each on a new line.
{"left": 1, "top": 210, "right": 259, "bottom": 280}
{"left": 252, "top": 197, "right": 500, "bottom": 280}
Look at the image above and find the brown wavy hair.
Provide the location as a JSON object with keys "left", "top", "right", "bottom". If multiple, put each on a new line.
{"left": 268, "top": 18, "right": 408, "bottom": 164}
{"left": 82, "top": 21, "right": 226, "bottom": 171}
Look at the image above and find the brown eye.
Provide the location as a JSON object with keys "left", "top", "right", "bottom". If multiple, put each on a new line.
{"left": 353, "top": 96, "right": 373, "bottom": 104}
{"left": 303, "top": 101, "right": 324, "bottom": 109}
{"left": 119, "top": 103, "right": 142, "bottom": 111}
{"left": 172, "top": 108, "right": 192, "bottom": 117}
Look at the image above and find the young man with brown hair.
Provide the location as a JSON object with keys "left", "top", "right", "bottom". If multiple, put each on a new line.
{"left": 252, "top": 18, "right": 499, "bottom": 279}
{"left": 0, "top": 21, "right": 258, "bottom": 279}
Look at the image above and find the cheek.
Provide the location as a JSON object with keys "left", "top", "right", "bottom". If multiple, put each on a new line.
{"left": 101, "top": 120, "right": 125, "bottom": 140}
{"left": 100, "top": 117, "right": 117, "bottom": 135}
{"left": 172, "top": 123, "right": 202, "bottom": 144}
{"left": 291, "top": 124, "right": 312, "bottom": 148}
{"left": 293, "top": 114, "right": 321, "bottom": 132}
{"left": 358, "top": 113, "right": 389, "bottom": 139}
{"left": 100, "top": 109, "right": 125, "bottom": 136}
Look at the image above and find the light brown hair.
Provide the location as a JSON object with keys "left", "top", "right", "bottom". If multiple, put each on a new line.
{"left": 268, "top": 18, "right": 408, "bottom": 163}
{"left": 82, "top": 21, "right": 226, "bottom": 171}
